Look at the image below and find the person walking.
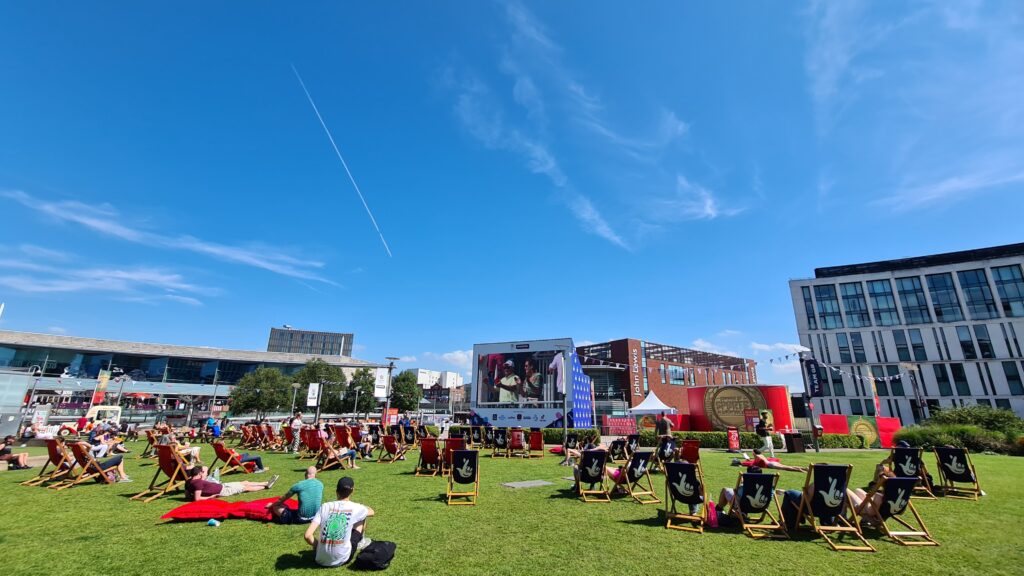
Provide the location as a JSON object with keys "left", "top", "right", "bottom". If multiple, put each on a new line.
{"left": 290, "top": 412, "right": 304, "bottom": 453}
{"left": 755, "top": 412, "right": 775, "bottom": 457}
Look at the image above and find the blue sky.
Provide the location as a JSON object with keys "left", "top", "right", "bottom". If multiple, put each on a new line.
{"left": 1, "top": 1, "right": 1022, "bottom": 388}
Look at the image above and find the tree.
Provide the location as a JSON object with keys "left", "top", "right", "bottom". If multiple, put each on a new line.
{"left": 228, "top": 367, "right": 289, "bottom": 420}
{"left": 291, "top": 359, "right": 347, "bottom": 415}
{"left": 390, "top": 370, "right": 422, "bottom": 413}
{"left": 345, "top": 368, "right": 378, "bottom": 414}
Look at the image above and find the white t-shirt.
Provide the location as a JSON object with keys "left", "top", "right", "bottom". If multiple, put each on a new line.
{"left": 313, "top": 500, "right": 369, "bottom": 567}
{"left": 549, "top": 353, "right": 564, "bottom": 394}
{"left": 291, "top": 417, "right": 303, "bottom": 430}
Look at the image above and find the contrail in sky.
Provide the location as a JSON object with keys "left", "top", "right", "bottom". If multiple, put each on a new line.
{"left": 291, "top": 64, "right": 393, "bottom": 257}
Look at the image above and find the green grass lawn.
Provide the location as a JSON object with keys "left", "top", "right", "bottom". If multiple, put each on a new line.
{"left": 2, "top": 442, "right": 1022, "bottom": 575}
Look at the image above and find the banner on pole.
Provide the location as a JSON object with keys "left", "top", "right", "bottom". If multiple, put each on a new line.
{"left": 92, "top": 370, "right": 110, "bottom": 405}
{"left": 805, "top": 359, "right": 823, "bottom": 397}
{"left": 306, "top": 382, "right": 320, "bottom": 407}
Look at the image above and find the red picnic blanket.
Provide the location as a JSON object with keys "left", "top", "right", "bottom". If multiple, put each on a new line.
{"left": 161, "top": 497, "right": 298, "bottom": 522}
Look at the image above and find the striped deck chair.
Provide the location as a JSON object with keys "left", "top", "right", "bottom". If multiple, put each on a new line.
{"left": 21, "top": 438, "right": 75, "bottom": 487}
{"left": 793, "top": 464, "right": 874, "bottom": 552}
{"left": 131, "top": 444, "right": 189, "bottom": 503}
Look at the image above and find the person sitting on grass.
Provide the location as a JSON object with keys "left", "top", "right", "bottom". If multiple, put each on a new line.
{"left": 185, "top": 466, "right": 278, "bottom": 501}
{"left": 305, "top": 477, "right": 374, "bottom": 567}
{"left": 1, "top": 435, "right": 32, "bottom": 470}
{"left": 268, "top": 466, "right": 324, "bottom": 524}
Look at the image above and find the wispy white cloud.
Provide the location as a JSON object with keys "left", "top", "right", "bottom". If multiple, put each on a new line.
{"left": 645, "top": 175, "right": 743, "bottom": 222}
{"left": 397, "top": 355, "right": 418, "bottom": 363}
{"left": 18, "top": 244, "right": 71, "bottom": 261}
{"left": 1, "top": 190, "right": 332, "bottom": 283}
{"left": 716, "top": 329, "right": 742, "bottom": 338}
{"left": 424, "top": 349, "right": 473, "bottom": 372}
{"left": 691, "top": 338, "right": 741, "bottom": 358}
{"left": 750, "top": 342, "right": 809, "bottom": 354}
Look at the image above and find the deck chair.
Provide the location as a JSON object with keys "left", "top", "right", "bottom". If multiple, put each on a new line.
{"left": 469, "top": 426, "right": 483, "bottom": 447}
{"left": 416, "top": 425, "right": 430, "bottom": 440}
{"left": 378, "top": 435, "right": 407, "bottom": 464}
{"left": 608, "top": 439, "right": 628, "bottom": 462}
{"left": 22, "top": 438, "right": 74, "bottom": 487}
{"left": 856, "top": 476, "right": 938, "bottom": 546}
{"left": 388, "top": 425, "right": 402, "bottom": 442}
{"left": 491, "top": 428, "right": 509, "bottom": 458}
{"left": 447, "top": 450, "right": 479, "bottom": 505}
{"left": 933, "top": 446, "right": 981, "bottom": 501}
{"left": 578, "top": 450, "right": 611, "bottom": 503}
{"left": 333, "top": 425, "right": 351, "bottom": 448}
{"left": 238, "top": 426, "right": 255, "bottom": 449}
{"left": 402, "top": 426, "right": 417, "bottom": 449}
{"left": 625, "top": 434, "right": 640, "bottom": 458}
{"left": 621, "top": 450, "right": 661, "bottom": 504}
{"left": 283, "top": 425, "right": 295, "bottom": 449}
{"left": 310, "top": 434, "right": 346, "bottom": 472}
{"left": 442, "top": 437, "right": 466, "bottom": 475}
{"left": 483, "top": 426, "right": 495, "bottom": 449}
{"left": 131, "top": 444, "right": 189, "bottom": 503}
{"left": 367, "top": 425, "right": 382, "bottom": 446}
{"left": 137, "top": 429, "right": 158, "bottom": 459}
{"left": 509, "top": 429, "right": 527, "bottom": 457}
{"left": 794, "top": 464, "right": 875, "bottom": 552}
{"left": 296, "top": 428, "right": 316, "bottom": 459}
{"left": 655, "top": 436, "right": 678, "bottom": 473}
{"left": 416, "top": 438, "right": 441, "bottom": 477}
{"left": 891, "top": 446, "right": 935, "bottom": 499}
{"left": 664, "top": 461, "right": 707, "bottom": 532}
{"left": 680, "top": 439, "right": 700, "bottom": 464}
{"left": 264, "top": 425, "right": 284, "bottom": 451}
{"left": 728, "top": 472, "right": 787, "bottom": 539}
{"left": 527, "top": 431, "right": 545, "bottom": 458}
{"left": 211, "top": 441, "right": 255, "bottom": 475}
{"left": 564, "top": 432, "right": 580, "bottom": 451}
{"left": 53, "top": 442, "right": 115, "bottom": 491}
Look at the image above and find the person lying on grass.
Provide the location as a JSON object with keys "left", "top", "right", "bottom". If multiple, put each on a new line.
{"left": 0, "top": 435, "right": 31, "bottom": 470}
{"left": 185, "top": 465, "right": 278, "bottom": 501}
{"left": 305, "top": 476, "right": 374, "bottom": 567}
{"left": 268, "top": 466, "right": 323, "bottom": 525}
{"left": 747, "top": 448, "right": 806, "bottom": 473}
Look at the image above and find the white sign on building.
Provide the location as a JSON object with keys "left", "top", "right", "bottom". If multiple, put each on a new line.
{"left": 306, "top": 382, "right": 320, "bottom": 407}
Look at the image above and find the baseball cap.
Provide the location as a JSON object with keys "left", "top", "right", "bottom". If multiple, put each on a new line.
{"left": 336, "top": 477, "right": 355, "bottom": 492}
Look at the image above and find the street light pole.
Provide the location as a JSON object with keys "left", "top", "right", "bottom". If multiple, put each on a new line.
{"left": 290, "top": 383, "right": 301, "bottom": 415}
{"left": 383, "top": 358, "right": 399, "bottom": 427}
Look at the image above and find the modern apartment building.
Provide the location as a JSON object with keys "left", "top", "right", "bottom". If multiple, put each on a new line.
{"left": 789, "top": 243, "right": 1024, "bottom": 424}
{"left": 267, "top": 326, "right": 354, "bottom": 357}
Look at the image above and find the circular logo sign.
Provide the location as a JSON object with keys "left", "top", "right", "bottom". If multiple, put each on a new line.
{"left": 703, "top": 386, "right": 766, "bottom": 430}
{"left": 850, "top": 417, "right": 878, "bottom": 448}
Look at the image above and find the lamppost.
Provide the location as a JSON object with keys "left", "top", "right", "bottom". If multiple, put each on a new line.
{"left": 382, "top": 358, "right": 399, "bottom": 426}
{"left": 290, "top": 382, "right": 301, "bottom": 415}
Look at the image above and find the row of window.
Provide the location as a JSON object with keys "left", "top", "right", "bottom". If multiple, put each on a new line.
{"left": 801, "top": 264, "right": 1024, "bottom": 330}
{"left": 812, "top": 360, "right": 1024, "bottom": 398}
{"left": 820, "top": 396, "right": 1014, "bottom": 418}
{"left": 812, "top": 322, "right": 1022, "bottom": 366}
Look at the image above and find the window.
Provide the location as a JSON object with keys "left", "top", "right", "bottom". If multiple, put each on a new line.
{"left": 996, "top": 398, "right": 1012, "bottom": 411}
{"left": 1003, "top": 362, "right": 1024, "bottom": 395}
{"left": 801, "top": 286, "right": 817, "bottom": 330}
{"left": 850, "top": 399, "right": 864, "bottom": 415}
{"left": 956, "top": 326, "right": 977, "bottom": 360}
{"left": 668, "top": 366, "right": 687, "bottom": 386}
{"left": 992, "top": 265, "right": 1024, "bottom": 317}
{"left": 950, "top": 363, "right": 971, "bottom": 396}
{"left": 934, "top": 364, "right": 953, "bottom": 397}
{"left": 850, "top": 333, "right": 867, "bottom": 363}
{"left": 887, "top": 365, "right": 905, "bottom": 396}
{"left": 867, "top": 280, "right": 900, "bottom": 326}
{"left": 896, "top": 277, "right": 932, "bottom": 324}
{"left": 974, "top": 325, "right": 995, "bottom": 359}
{"left": 957, "top": 269, "right": 999, "bottom": 320}
{"left": 870, "top": 366, "right": 889, "bottom": 396}
{"left": 893, "top": 330, "right": 912, "bottom": 362}
{"left": 866, "top": 397, "right": 876, "bottom": 416}
{"left": 840, "top": 282, "right": 872, "bottom": 327}
{"left": 831, "top": 369, "right": 846, "bottom": 396}
{"left": 814, "top": 285, "right": 844, "bottom": 329}
{"left": 909, "top": 329, "right": 928, "bottom": 361}
{"left": 977, "top": 399, "right": 992, "bottom": 407}
{"left": 926, "top": 273, "right": 964, "bottom": 322}
{"left": 837, "top": 333, "right": 852, "bottom": 363}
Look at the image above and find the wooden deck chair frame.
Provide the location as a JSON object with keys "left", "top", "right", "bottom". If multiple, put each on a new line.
{"left": 316, "top": 440, "right": 346, "bottom": 472}
{"left": 608, "top": 439, "right": 628, "bottom": 463}
{"left": 131, "top": 444, "right": 189, "bottom": 503}
{"left": 526, "top": 430, "right": 545, "bottom": 458}
{"left": 137, "top": 430, "right": 158, "bottom": 459}
{"left": 491, "top": 428, "right": 510, "bottom": 458}
{"left": 22, "top": 438, "right": 74, "bottom": 487}
{"left": 856, "top": 476, "right": 938, "bottom": 546}
{"left": 622, "top": 450, "right": 661, "bottom": 504}
{"left": 794, "top": 464, "right": 875, "bottom": 552}
{"left": 664, "top": 461, "right": 707, "bottom": 532}
{"left": 441, "top": 437, "right": 466, "bottom": 476}
{"left": 729, "top": 472, "right": 787, "bottom": 539}
{"left": 416, "top": 438, "right": 441, "bottom": 477}
{"left": 282, "top": 425, "right": 295, "bottom": 450}
{"left": 508, "top": 428, "right": 528, "bottom": 458}
{"left": 402, "top": 426, "right": 418, "bottom": 449}
{"left": 52, "top": 442, "right": 114, "bottom": 491}
{"left": 298, "top": 428, "right": 318, "bottom": 459}
{"left": 625, "top": 434, "right": 640, "bottom": 458}
{"left": 447, "top": 450, "right": 479, "bottom": 505}
{"left": 655, "top": 436, "right": 678, "bottom": 474}
{"left": 211, "top": 441, "right": 255, "bottom": 475}
{"left": 482, "top": 427, "right": 495, "bottom": 449}
{"left": 891, "top": 446, "right": 936, "bottom": 499}
{"left": 680, "top": 439, "right": 701, "bottom": 464}
{"left": 469, "top": 426, "right": 483, "bottom": 447}
{"left": 578, "top": 450, "right": 611, "bottom": 503}
{"left": 933, "top": 446, "right": 981, "bottom": 501}
{"left": 377, "top": 435, "right": 407, "bottom": 464}
{"left": 263, "top": 424, "right": 284, "bottom": 451}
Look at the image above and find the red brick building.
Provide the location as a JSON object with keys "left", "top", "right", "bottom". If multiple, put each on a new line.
{"left": 577, "top": 338, "right": 758, "bottom": 418}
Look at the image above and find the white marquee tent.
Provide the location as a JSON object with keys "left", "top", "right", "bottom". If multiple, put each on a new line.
{"left": 628, "top": 391, "right": 676, "bottom": 415}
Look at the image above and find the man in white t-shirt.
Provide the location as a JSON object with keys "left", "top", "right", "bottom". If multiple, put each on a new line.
{"left": 289, "top": 412, "right": 304, "bottom": 453}
{"left": 305, "top": 476, "right": 375, "bottom": 567}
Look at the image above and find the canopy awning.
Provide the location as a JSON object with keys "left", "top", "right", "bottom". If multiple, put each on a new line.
{"left": 628, "top": 391, "right": 676, "bottom": 415}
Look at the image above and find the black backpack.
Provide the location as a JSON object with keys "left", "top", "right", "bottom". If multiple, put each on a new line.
{"left": 353, "top": 541, "right": 396, "bottom": 570}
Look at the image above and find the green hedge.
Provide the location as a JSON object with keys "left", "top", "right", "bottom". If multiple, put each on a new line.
{"left": 894, "top": 424, "right": 1013, "bottom": 454}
